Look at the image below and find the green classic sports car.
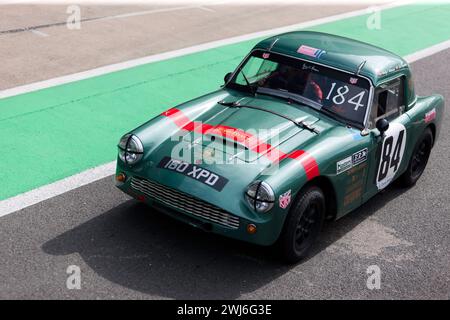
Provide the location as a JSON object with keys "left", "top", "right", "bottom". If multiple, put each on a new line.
{"left": 115, "top": 31, "right": 444, "bottom": 262}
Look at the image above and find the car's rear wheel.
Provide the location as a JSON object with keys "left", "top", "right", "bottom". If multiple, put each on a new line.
{"left": 399, "top": 128, "right": 433, "bottom": 187}
{"left": 277, "top": 186, "right": 325, "bottom": 263}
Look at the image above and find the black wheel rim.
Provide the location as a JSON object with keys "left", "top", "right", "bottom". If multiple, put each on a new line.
{"left": 411, "top": 140, "right": 429, "bottom": 179}
{"left": 295, "top": 202, "right": 320, "bottom": 252}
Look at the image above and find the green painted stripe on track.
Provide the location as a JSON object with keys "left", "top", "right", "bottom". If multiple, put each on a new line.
{"left": 1, "top": 4, "right": 450, "bottom": 200}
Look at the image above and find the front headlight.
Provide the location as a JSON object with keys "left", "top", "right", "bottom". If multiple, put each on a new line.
{"left": 118, "top": 134, "right": 144, "bottom": 165}
{"left": 245, "top": 181, "right": 275, "bottom": 213}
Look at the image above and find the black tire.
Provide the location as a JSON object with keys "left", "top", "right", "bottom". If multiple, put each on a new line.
{"left": 277, "top": 186, "right": 325, "bottom": 263}
{"left": 399, "top": 128, "right": 433, "bottom": 187}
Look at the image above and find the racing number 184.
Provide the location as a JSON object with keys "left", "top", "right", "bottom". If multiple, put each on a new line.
{"left": 326, "top": 82, "right": 366, "bottom": 111}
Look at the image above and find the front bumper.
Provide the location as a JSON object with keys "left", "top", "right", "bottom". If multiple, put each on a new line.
{"left": 115, "top": 169, "right": 284, "bottom": 246}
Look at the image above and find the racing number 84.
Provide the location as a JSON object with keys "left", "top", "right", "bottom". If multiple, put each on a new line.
{"left": 378, "top": 129, "right": 405, "bottom": 181}
{"left": 376, "top": 123, "right": 407, "bottom": 190}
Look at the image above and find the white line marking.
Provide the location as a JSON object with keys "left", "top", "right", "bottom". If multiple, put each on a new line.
{"left": 0, "top": 5, "right": 218, "bottom": 35}
{"left": 0, "top": 162, "right": 116, "bottom": 218}
{"left": 0, "top": 2, "right": 403, "bottom": 99}
{"left": 197, "top": 6, "right": 216, "bottom": 13}
{"left": 92, "top": 5, "right": 199, "bottom": 21}
{"left": 4, "top": 1, "right": 447, "bottom": 217}
{"left": 403, "top": 39, "right": 450, "bottom": 63}
{"left": 30, "top": 29, "right": 49, "bottom": 37}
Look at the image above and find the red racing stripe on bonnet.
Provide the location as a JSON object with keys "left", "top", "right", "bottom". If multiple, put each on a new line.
{"left": 161, "top": 108, "right": 320, "bottom": 180}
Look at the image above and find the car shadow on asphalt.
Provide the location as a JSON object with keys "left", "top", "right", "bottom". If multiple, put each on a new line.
{"left": 42, "top": 183, "right": 409, "bottom": 299}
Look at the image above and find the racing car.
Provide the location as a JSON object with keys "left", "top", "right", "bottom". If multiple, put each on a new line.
{"left": 115, "top": 31, "right": 444, "bottom": 262}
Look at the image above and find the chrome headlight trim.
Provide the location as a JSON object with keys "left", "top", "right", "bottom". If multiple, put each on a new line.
{"left": 245, "top": 180, "right": 275, "bottom": 213}
{"left": 118, "top": 134, "right": 144, "bottom": 165}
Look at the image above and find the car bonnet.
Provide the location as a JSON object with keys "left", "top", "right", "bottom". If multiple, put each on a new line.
{"left": 179, "top": 96, "right": 320, "bottom": 163}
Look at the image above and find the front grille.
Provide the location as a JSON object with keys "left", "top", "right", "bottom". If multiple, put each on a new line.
{"left": 130, "top": 177, "right": 240, "bottom": 229}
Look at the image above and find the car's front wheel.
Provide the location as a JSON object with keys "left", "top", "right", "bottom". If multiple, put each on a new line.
{"left": 399, "top": 127, "right": 433, "bottom": 187}
{"left": 277, "top": 186, "right": 325, "bottom": 263}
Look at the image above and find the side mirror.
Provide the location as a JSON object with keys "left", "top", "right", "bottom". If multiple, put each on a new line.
{"left": 376, "top": 118, "right": 390, "bottom": 135}
{"left": 224, "top": 72, "right": 233, "bottom": 84}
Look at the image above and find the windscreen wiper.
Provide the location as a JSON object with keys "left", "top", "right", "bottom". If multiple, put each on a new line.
{"left": 256, "top": 88, "right": 322, "bottom": 111}
{"left": 237, "top": 68, "right": 256, "bottom": 96}
{"left": 257, "top": 89, "right": 362, "bottom": 130}
{"left": 318, "top": 107, "right": 363, "bottom": 130}
{"left": 217, "top": 100, "right": 319, "bottom": 134}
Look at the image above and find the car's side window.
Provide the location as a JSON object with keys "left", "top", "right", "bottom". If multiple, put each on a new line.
{"left": 368, "top": 77, "right": 405, "bottom": 129}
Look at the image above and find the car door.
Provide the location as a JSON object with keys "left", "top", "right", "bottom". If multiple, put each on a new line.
{"left": 363, "top": 76, "right": 412, "bottom": 200}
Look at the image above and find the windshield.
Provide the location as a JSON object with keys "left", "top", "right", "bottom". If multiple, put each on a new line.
{"left": 226, "top": 50, "right": 372, "bottom": 127}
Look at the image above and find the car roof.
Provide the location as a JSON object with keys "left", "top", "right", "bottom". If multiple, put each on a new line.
{"left": 254, "top": 31, "right": 410, "bottom": 86}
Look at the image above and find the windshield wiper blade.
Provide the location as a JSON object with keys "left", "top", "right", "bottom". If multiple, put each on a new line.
{"left": 318, "top": 107, "right": 363, "bottom": 129}
{"left": 217, "top": 100, "right": 319, "bottom": 134}
{"left": 258, "top": 89, "right": 362, "bottom": 129}
{"left": 255, "top": 87, "right": 322, "bottom": 111}
{"left": 238, "top": 68, "right": 256, "bottom": 96}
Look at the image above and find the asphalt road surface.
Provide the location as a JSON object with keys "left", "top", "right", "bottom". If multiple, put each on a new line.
{"left": 0, "top": 4, "right": 449, "bottom": 299}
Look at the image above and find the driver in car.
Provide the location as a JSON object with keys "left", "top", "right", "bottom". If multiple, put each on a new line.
{"left": 263, "top": 65, "right": 323, "bottom": 103}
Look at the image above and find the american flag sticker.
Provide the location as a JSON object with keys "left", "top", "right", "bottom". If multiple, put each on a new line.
{"left": 297, "top": 45, "right": 326, "bottom": 58}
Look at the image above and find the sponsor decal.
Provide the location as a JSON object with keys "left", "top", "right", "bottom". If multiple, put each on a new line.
{"left": 342, "top": 162, "right": 367, "bottom": 207}
{"left": 337, "top": 148, "right": 368, "bottom": 175}
{"left": 297, "top": 45, "right": 326, "bottom": 58}
{"left": 157, "top": 156, "right": 229, "bottom": 191}
{"left": 279, "top": 189, "right": 291, "bottom": 209}
{"left": 262, "top": 52, "right": 270, "bottom": 59}
{"left": 376, "top": 62, "right": 408, "bottom": 76}
{"left": 352, "top": 148, "right": 368, "bottom": 166}
{"left": 349, "top": 77, "right": 358, "bottom": 84}
{"left": 343, "top": 186, "right": 363, "bottom": 207}
{"left": 425, "top": 108, "right": 436, "bottom": 123}
{"left": 337, "top": 156, "right": 352, "bottom": 175}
